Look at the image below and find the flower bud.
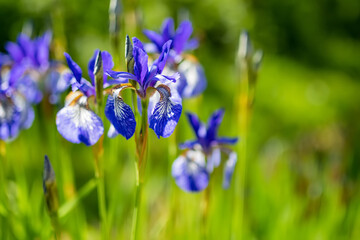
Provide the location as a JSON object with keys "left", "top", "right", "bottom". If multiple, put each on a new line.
{"left": 125, "top": 35, "right": 134, "bottom": 74}
{"left": 94, "top": 51, "right": 104, "bottom": 107}
{"left": 43, "top": 155, "right": 59, "bottom": 217}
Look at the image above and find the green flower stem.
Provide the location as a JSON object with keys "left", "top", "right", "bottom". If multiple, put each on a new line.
{"left": 201, "top": 186, "right": 211, "bottom": 240}
{"left": 131, "top": 98, "right": 148, "bottom": 240}
{"left": 93, "top": 137, "right": 108, "bottom": 240}
{"left": 232, "top": 58, "right": 251, "bottom": 240}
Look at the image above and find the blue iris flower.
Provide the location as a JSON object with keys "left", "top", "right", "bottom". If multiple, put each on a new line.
{"left": 172, "top": 109, "right": 238, "bottom": 192}
{"left": 106, "top": 37, "right": 182, "bottom": 139}
{"left": 55, "top": 50, "right": 115, "bottom": 146}
{"left": 0, "top": 64, "right": 35, "bottom": 141}
{"left": 143, "top": 18, "right": 207, "bottom": 98}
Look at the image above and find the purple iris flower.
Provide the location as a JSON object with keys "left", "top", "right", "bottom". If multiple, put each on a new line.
{"left": 5, "top": 31, "right": 52, "bottom": 74}
{"left": 143, "top": 18, "right": 206, "bottom": 98}
{"left": 106, "top": 37, "right": 182, "bottom": 139}
{"left": 55, "top": 50, "right": 114, "bottom": 146}
{"left": 172, "top": 109, "right": 238, "bottom": 192}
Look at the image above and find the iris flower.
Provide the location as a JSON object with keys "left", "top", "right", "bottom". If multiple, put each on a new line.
{"left": 106, "top": 37, "right": 182, "bottom": 139}
{"left": 55, "top": 50, "right": 115, "bottom": 146}
{"left": 143, "top": 18, "right": 207, "bottom": 98}
{"left": 0, "top": 64, "right": 37, "bottom": 141}
{"left": 172, "top": 109, "right": 238, "bottom": 192}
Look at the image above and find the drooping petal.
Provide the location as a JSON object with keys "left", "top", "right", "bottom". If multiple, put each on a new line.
{"left": 16, "top": 75, "right": 43, "bottom": 104}
{"left": 64, "top": 52, "right": 82, "bottom": 83}
{"left": 0, "top": 96, "right": 21, "bottom": 141}
{"left": 143, "top": 30, "right": 164, "bottom": 52}
{"left": 56, "top": 97, "right": 104, "bottom": 146}
{"left": 178, "top": 58, "right": 207, "bottom": 98}
{"left": 206, "top": 108, "right": 224, "bottom": 141}
{"left": 105, "top": 91, "right": 136, "bottom": 140}
{"left": 173, "top": 20, "right": 193, "bottom": 54}
{"left": 184, "top": 38, "right": 199, "bottom": 51}
{"left": 215, "top": 137, "right": 239, "bottom": 146}
{"left": 107, "top": 124, "right": 119, "bottom": 138}
{"left": 172, "top": 150, "right": 209, "bottom": 192}
{"left": 223, "top": 151, "right": 237, "bottom": 189}
{"left": 149, "top": 84, "right": 182, "bottom": 138}
{"left": 106, "top": 70, "right": 137, "bottom": 81}
{"left": 178, "top": 140, "right": 199, "bottom": 150}
{"left": 152, "top": 40, "right": 172, "bottom": 74}
{"left": 206, "top": 148, "right": 221, "bottom": 173}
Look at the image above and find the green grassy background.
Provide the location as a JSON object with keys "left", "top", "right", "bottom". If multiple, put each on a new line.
{"left": 0, "top": 0, "right": 359, "bottom": 239}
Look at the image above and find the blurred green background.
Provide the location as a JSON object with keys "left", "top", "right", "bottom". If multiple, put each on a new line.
{"left": 0, "top": 0, "right": 359, "bottom": 239}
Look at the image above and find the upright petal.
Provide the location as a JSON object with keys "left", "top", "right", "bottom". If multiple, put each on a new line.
{"left": 206, "top": 108, "right": 224, "bottom": 141}
{"left": 152, "top": 40, "right": 172, "bottom": 74}
{"left": 64, "top": 53, "right": 82, "bottom": 83}
{"left": 186, "top": 112, "right": 206, "bottom": 139}
{"left": 172, "top": 150, "right": 209, "bottom": 192}
{"left": 132, "top": 44, "right": 148, "bottom": 85}
{"left": 149, "top": 84, "right": 182, "bottom": 138}
{"left": 161, "top": 18, "right": 175, "bottom": 41}
{"left": 105, "top": 91, "right": 136, "bottom": 140}
{"left": 5, "top": 42, "right": 24, "bottom": 63}
{"left": 173, "top": 20, "right": 193, "bottom": 54}
{"left": 223, "top": 152, "right": 237, "bottom": 189}
{"left": 56, "top": 97, "right": 104, "bottom": 146}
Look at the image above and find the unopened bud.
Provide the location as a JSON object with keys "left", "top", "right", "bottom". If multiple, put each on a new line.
{"left": 237, "top": 30, "right": 253, "bottom": 62}
{"left": 43, "top": 155, "right": 59, "bottom": 216}
{"left": 252, "top": 49, "right": 263, "bottom": 72}
{"left": 125, "top": 35, "right": 134, "bottom": 74}
{"left": 94, "top": 51, "right": 104, "bottom": 107}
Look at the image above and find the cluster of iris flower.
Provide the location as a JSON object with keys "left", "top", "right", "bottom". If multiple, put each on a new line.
{"left": 0, "top": 32, "right": 61, "bottom": 141}
{"left": 2, "top": 18, "right": 238, "bottom": 193}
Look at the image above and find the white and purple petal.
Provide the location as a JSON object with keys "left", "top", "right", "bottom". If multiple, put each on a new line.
{"left": 206, "top": 148, "right": 221, "bottom": 173}
{"left": 172, "top": 150, "right": 209, "bottom": 192}
{"left": 107, "top": 124, "right": 119, "bottom": 138}
{"left": 0, "top": 96, "right": 21, "bottom": 141}
{"left": 105, "top": 91, "right": 136, "bottom": 140}
{"left": 223, "top": 151, "right": 237, "bottom": 189}
{"left": 56, "top": 97, "right": 104, "bottom": 146}
{"left": 177, "top": 58, "right": 207, "bottom": 98}
{"left": 149, "top": 84, "right": 182, "bottom": 138}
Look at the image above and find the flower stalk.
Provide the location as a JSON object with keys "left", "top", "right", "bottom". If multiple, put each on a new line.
{"left": 131, "top": 98, "right": 148, "bottom": 240}
{"left": 232, "top": 31, "right": 262, "bottom": 239}
{"left": 93, "top": 51, "right": 108, "bottom": 239}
